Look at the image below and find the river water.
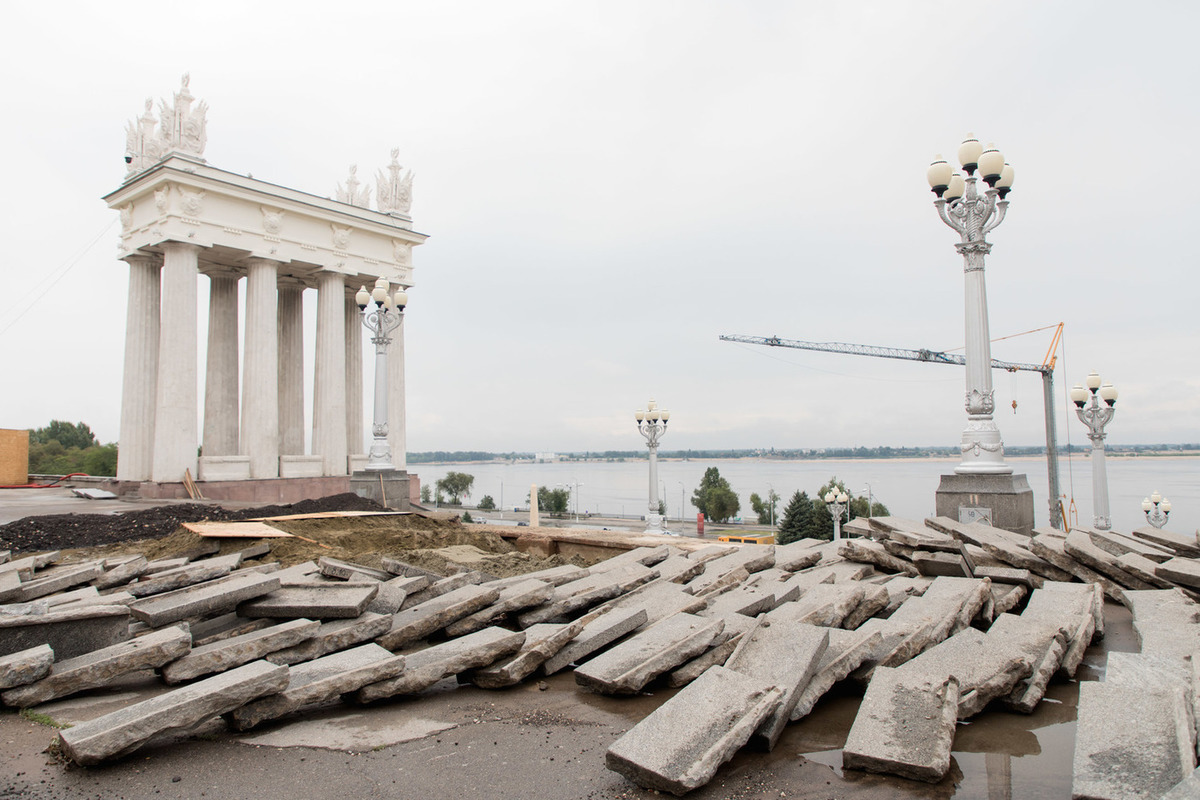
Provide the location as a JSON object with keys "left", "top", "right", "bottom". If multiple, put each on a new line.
{"left": 412, "top": 455, "right": 1199, "bottom": 535}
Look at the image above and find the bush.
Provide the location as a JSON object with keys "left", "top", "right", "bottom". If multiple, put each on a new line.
{"left": 478, "top": 495, "right": 496, "bottom": 510}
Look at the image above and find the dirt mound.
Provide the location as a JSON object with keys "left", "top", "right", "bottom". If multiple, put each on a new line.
{"left": 0, "top": 493, "right": 384, "bottom": 555}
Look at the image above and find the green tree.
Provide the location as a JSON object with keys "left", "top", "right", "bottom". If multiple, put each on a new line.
{"left": 81, "top": 444, "right": 118, "bottom": 477}
{"left": 461, "top": 510, "right": 474, "bottom": 523}
{"left": 691, "top": 467, "right": 736, "bottom": 520}
{"left": 778, "top": 490, "right": 814, "bottom": 544}
{"left": 531, "top": 486, "right": 570, "bottom": 515}
{"left": 420, "top": 484, "right": 432, "bottom": 503}
{"left": 705, "top": 487, "right": 740, "bottom": 523}
{"left": 31, "top": 421, "right": 97, "bottom": 450}
{"left": 750, "top": 489, "right": 781, "bottom": 526}
{"left": 435, "top": 472, "right": 475, "bottom": 505}
{"left": 477, "top": 495, "right": 496, "bottom": 510}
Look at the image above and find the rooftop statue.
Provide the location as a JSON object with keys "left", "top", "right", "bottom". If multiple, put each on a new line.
{"left": 123, "top": 74, "right": 208, "bottom": 179}
{"left": 336, "top": 165, "right": 371, "bottom": 208}
{"left": 375, "top": 148, "right": 414, "bottom": 215}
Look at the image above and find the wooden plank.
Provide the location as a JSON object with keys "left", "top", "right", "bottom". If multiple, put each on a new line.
{"left": 183, "top": 521, "right": 294, "bottom": 539}
{"left": 249, "top": 511, "right": 410, "bottom": 522}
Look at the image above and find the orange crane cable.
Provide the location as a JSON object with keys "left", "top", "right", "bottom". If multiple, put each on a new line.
{"left": 941, "top": 323, "right": 1063, "bottom": 354}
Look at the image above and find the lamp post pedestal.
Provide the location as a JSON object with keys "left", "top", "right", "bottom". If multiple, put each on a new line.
{"left": 935, "top": 473, "right": 1035, "bottom": 535}
{"left": 636, "top": 399, "right": 669, "bottom": 535}
{"left": 350, "top": 468, "right": 411, "bottom": 511}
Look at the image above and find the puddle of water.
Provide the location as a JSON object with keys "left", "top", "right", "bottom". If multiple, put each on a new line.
{"left": 781, "top": 601, "right": 1139, "bottom": 798}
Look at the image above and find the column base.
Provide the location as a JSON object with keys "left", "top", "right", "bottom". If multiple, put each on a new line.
{"left": 935, "top": 473, "right": 1036, "bottom": 537}
{"left": 350, "top": 469, "right": 411, "bottom": 511}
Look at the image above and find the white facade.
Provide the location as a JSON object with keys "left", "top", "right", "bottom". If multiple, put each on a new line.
{"left": 107, "top": 77, "right": 426, "bottom": 483}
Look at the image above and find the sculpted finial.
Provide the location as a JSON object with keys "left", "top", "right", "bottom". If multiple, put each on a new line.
{"left": 376, "top": 148, "right": 414, "bottom": 215}
{"left": 336, "top": 165, "right": 371, "bottom": 208}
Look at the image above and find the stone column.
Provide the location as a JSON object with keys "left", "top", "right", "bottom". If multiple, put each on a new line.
{"left": 241, "top": 258, "right": 280, "bottom": 479}
{"left": 202, "top": 270, "right": 240, "bottom": 457}
{"left": 345, "top": 291, "right": 363, "bottom": 459}
{"left": 312, "top": 271, "right": 347, "bottom": 476}
{"left": 387, "top": 310, "right": 407, "bottom": 470}
{"left": 116, "top": 253, "right": 161, "bottom": 481}
{"left": 150, "top": 241, "right": 201, "bottom": 483}
{"left": 277, "top": 278, "right": 306, "bottom": 456}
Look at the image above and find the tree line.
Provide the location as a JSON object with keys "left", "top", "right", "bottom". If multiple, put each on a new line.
{"left": 25, "top": 421, "right": 118, "bottom": 477}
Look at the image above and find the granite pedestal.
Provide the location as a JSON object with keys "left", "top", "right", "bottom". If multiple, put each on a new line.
{"left": 935, "top": 473, "right": 1035, "bottom": 537}
{"left": 350, "top": 469, "right": 411, "bottom": 511}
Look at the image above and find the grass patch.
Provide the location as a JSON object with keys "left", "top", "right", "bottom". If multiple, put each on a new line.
{"left": 19, "top": 708, "right": 71, "bottom": 729}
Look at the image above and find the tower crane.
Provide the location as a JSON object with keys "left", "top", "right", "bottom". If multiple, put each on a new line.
{"left": 720, "top": 324, "right": 1066, "bottom": 529}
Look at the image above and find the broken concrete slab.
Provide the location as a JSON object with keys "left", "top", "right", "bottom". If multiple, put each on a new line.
{"left": 700, "top": 545, "right": 775, "bottom": 576}
{"left": 838, "top": 539, "right": 918, "bottom": 577}
{"left": 57, "top": 659, "right": 289, "bottom": 766}
{"left": 125, "top": 556, "right": 242, "bottom": 598}
{"left": 542, "top": 607, "right": 647, "bottom": 675}
{"left": 894, "top": 626, "right": 1033, "bottom": 719}
{"left": 1088, "top": 528, "right": 1175, "bottom": 563}
{"left": 92, "top": 556, "right": 148, "bottom": 590}
{"left": 0, "top": 604, "right": 129, "bottom": 660}
{"left": 1072, "top": 680, "right": 1196, "bottom": 800}
{"left": 768, "top": 583, "right": 865, "bottom": 628}
{"left": 913, "top": 551, "right": 973, "bottom": 579}
{"left": 791, "top": 628, "right": 885, "bottom": 721}
{"left": 609, "top": 580, "right": 709, "bottom": 628}
{"left": 652, "top": 555, "right": 707, "bottom": 584}
{"left": 842, "top": 667, "right": 959, "bottom": 783}
{"left": 841, "top": 584, "right": 890, "bottom": 630}
{"left": 400, "top": 571, "right": 492, "bottom": 609}
{"left": 1105, "top": 651, "right": 1197, "bottom": 755}
{"left": 869, "top": 517, "right": 953, "bottom": 548}
{"left": 42, "top": 585, "right": 100, "bottom": 607}
{"left": 992, "top": 584, "right": 1028, "bottom": 616}
{"left": 485, "top": 564, "right": 586, "bottom": 590}
{"left": 443, "top": 579, "right": 553, "bottom": 637}
{"left": 143, "top": 557, "right": 190, "bottom": 574}
{"left": 377, "top": 584, "right": 500, "bottom": 650}
{"left": 9, "top": 563, "right": 102, "bottom": 603}
{"left": 1064, "top": 529, "right": 1154, "bottom": 590}
{"left": 0, "top": 643, "right": 53, "bottom": 690}
{"left": 605, "top": 665, "right": 783, "bottom": 796}
{"left": 0, "top": 551, "right": 60, "bottom": 581}
{"left": 1156, "top": 558, "right": 1200, "bottom": 591}
{"left": 666, "top": 634, "right": 743, "bottom": 688}
{"left": 686, "top": 565, "right": 750, "bottom": 598}
{"left": 189, "top": 613, "right": 274, "bottom": 647}
{"left": 575, "top": 612, "right": 724, "bottom": 695}
{"left": 229, "top": 643, "right": 405, "bottom": 730}
{"left": 974, "top": 565, "right": 1037, "bottom": 589}
{"left": 516, "top": 564, "right": 656, "bottom": 627}
{"left": 1030, "top": 535, "right": 1126, "bottom": 604}
{"left": 127, "top": 573, "right": 280, "bottom": 628}
{"left": 984, "top": 613, "right": 1067, "bottom": 714}
{"left": 1132, "top": 527, "right": 1200, "bottom": 559}
{"left": 773, "top": 542, "right": 824, "bottom": 572}
{"left": 701, "top": 585, "right": 775, "bottom": 620}
{"left": 270, "top": 561, "right": 322, "bottom": 583}
{"left": 1117, "top": 552, "right": 1175, "bottom": 589}
{"left": 467, "top": 620, "right": 586, "bottom": 688}
{"left": 162, "top": 618, "right": 319, "bottom": 684}
{"left": 2, "top": 625, "right": 191, "bottom": 708}
{"left": 364, "top": 577, "right": 409, "bottom": 615}
{"left": 589, "top": 545, "right": 672, "bottom": 573}
{"left": 358, "top": 626, "right": 525, "bottom": 702}
{"left": 267, "top": 612, "right": 392, "bottom": 666}
{"left": 318, "top": 557, "right": 392, "bottom": 582}
{"left": 237, "top": 583, "right": 379, "bottom": 620}
{"left": 725, "top": 619, "right": 828, "bottom": 750}
{"left": 1161, "top": 767, "right": 1200, "bottom": 800}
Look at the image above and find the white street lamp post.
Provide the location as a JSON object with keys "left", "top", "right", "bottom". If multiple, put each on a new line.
{"left": 1070, "top": 371, "right": 1118, "bottom": 530}
{"left": 635, "top": 399, "right": 669, "bottom": 534}
{"left": 355, "top": 279, "right": 407, "bottom": 472}
{"left": 678, "top": 481, "right": 685, "bottom": 523}
{"left": 863, "top": 483, "right": 874, "bottom": 518}
{"left": 928, "top": 135, "right": 1016, "bottom": 475}
{"left": 1142, "top": 490, "right": 1171, "bottom": 529}
{"left": 825, "top": 490, "right": 849, "bottom": 541}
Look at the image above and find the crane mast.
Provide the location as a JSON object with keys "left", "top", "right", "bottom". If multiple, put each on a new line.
{"left": 719, "top": 333, "right": 1064, "bottom": 530}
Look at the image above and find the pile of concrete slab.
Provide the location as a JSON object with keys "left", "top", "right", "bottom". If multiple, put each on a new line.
{"left": 3, "top": 519, "right": 1200, "bottom": 797}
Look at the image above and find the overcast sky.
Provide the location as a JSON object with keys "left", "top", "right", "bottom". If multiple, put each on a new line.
{"left": 1, "top": 1, "right": 1197, "bottom": 455}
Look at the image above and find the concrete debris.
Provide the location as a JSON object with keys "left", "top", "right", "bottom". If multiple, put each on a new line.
{"left": 1073, "top": 680, "right": 1196, "bottom": 800}
{"left": 606, "top": 666, "right": 783, "bottom": 795}
{"left": 574, "top": 612, "right": 723, "bottom": 695}
{"left": 724, "top": 619, "right": 828, "bottom": 750}
{"left": 11, "top": 509, "right": 1200, "bottom": 795}
{"left": 229, "top": 643, "right": 406, "bottom": 730}
{"left": 58, "top": 659, "right": 290, "bottom": 766}
{"left": 3, "top": 625, "right": 191, "bottom": 708}
{"left": 0, "top": 643, "right": 54, "bottom": 690}
{"left": 843, "top": 666, "right": 960, "bottom": 783}
{"left": 162, "top": 618, "right": 319, "bottom": 684}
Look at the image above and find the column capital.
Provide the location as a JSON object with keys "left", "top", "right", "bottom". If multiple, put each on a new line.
{"left": 123, "top": 251, "right": 162, "bottom": 269}
{"left": 245, "top": 256, "right": 284, "bottom": 270}
{"left": 200, "top": 264, "right": 241, "bottom": 280}
{"left": 277, "top": 274, "right": 308, "bottom": 290}
{"left": 160, "top": 241, "right": 204, "bottom": 256}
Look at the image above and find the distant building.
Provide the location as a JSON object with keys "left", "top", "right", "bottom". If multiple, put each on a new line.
{"left": 535, "top": 453, "right": 559, "bottom": 463}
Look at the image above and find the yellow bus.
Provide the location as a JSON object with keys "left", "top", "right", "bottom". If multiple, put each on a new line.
{"left": 716, "top": 534, "right": 776, "bottom": 545}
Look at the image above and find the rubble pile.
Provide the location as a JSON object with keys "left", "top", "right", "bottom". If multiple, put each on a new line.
{"left": 3, "top": 514, "right": 1200, "bottom": 796}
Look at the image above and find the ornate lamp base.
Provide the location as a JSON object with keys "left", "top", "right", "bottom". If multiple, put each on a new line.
{"left": 936, "top": 473, "right": 1034, "bottom": 536}
{"left": 643, "top": 513, "right": 665, "bottom": 535}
